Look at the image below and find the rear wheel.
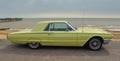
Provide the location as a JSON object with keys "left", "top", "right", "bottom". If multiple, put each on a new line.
{"left": 87, "top": 38, "right": 102, "bottom": 51}
{"left": 28, "top": 42, "right": 40, "bottom": 49}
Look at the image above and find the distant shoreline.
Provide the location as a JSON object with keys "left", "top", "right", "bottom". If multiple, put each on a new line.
{"left": 0, "top": 18, "right": 23, "bottom": 23}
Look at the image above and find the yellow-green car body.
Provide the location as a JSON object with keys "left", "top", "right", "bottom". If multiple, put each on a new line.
{"left": 7, "top": 21, "right": 112, "bottom": 50}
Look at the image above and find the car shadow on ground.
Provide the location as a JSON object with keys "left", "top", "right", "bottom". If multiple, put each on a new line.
{"left": 0, "top": 44, "right": 110, "bottom": 56}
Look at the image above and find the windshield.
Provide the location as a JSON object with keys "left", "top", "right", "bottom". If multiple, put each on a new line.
{"left": 67, "top": 22, "right": 77, "bottom": 30}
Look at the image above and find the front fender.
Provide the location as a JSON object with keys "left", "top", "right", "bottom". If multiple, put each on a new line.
{"left": 77, "top": 33, "right": 112, "bottom": 46}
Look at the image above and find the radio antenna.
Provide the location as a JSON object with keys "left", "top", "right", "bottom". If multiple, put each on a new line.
{"left": 82, "top": 9, "right": 84, "bottom": 33}
{"left": 82, "top": 2, "right": 85, "bottom": 33}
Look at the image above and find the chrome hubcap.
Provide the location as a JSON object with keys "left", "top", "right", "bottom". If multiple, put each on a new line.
{"left": 29, "top": 42, "right": 39, "bottom": 48}
{"left": 92, "top": 41, "right": 98, "bottom": 47}
{"left": 89, "top": 38, "right": 101, "bottom": 50}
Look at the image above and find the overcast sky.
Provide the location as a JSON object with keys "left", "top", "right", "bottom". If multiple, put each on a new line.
{"left": 0, "top": 0, "right": 120, "bottom": 18}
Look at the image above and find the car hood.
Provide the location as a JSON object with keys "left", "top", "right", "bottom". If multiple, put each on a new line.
{"left": 76, "top": 27, "right": 110, "bottom": 34}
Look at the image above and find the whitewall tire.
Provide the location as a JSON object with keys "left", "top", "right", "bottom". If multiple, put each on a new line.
{"left": 87, "top": 38, "right": 102, "bottom": 51}
{"left": 28, "top": 42, "right": 40, "bottom": 49}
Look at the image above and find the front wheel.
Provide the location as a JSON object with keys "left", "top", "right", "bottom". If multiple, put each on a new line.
{"left": 28, "top": 42, "right": 40, "bottom": 49}
{"left": 87, "top": 38, "right": 102, "bottom": 51}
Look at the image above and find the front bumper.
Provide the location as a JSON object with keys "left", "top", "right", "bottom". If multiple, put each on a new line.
{"left": 103, "top": 39, "right": 112, "bottom": 44}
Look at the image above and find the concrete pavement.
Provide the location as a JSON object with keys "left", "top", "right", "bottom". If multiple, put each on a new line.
{"left": 0, "top": 39, "right": 120, "bottom": 61}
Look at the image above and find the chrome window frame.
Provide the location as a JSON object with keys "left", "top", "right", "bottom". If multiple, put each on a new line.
{"left": 48, "top": 22, "right": 75, "bottom": 31}
{"left": 66, "top": 22, "right": 76, "bottom": 31}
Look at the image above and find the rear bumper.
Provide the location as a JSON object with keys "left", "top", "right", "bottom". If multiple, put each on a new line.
{"left": 103, "top": 39, "right": 112, "bottom": 44}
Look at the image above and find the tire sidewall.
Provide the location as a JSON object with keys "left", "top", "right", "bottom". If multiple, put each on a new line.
{"left": 88, "top": 38, "right": 102, "bottom": 51}
{"left": 28, "top": 42, "right": 40, "bottom": 49}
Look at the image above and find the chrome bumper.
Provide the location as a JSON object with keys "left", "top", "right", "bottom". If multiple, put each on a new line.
{"left": 103, "top": 39, "right": 112, "bottom": 44}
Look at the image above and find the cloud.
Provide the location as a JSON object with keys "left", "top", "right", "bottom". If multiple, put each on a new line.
{"left": 0, "top": 0, "right": 120, "bottom": 18}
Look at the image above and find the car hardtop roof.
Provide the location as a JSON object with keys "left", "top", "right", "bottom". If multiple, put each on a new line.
{"left": 38, "top": 21, "right": 68, "bottom": 23}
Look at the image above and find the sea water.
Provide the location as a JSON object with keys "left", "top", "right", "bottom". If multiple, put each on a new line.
{"left": 0, "top": 18, "right": 120, "bottom": 30}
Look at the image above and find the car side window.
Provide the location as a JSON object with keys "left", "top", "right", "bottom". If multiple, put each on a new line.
{"left": 44, "top": 23, "right": 55, "bottom": 31}
{"left": 50, "top": 22, "right": 74, "bottom": 31}
{"left": 44, "top": 23, "right": 50, "bottom": 31}
{"left": 44, "top": 22, "right": 73, "bottom": 31}
{"left": 49, "top": 23, "right": 54, "bottom": 31}
{"left": 51, "top": 23, "right": 67, "bottom": 31}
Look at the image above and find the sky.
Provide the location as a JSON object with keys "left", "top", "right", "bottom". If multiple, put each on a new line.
{"left": 0, "top": 0, "right": 120, "bottom": 18}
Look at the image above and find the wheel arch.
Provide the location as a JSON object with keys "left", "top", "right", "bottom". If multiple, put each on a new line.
{"left": 84, "top": 36, "right": 104, "bottom": 46}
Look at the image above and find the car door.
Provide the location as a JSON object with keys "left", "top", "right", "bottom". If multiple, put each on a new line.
{"left": 48, "top": 22, "right": 77, "bottom": 46}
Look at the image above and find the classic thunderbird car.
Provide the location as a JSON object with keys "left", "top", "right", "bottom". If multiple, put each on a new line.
{"left": 7, "top": 21, "right": 112, "bottom": 50}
